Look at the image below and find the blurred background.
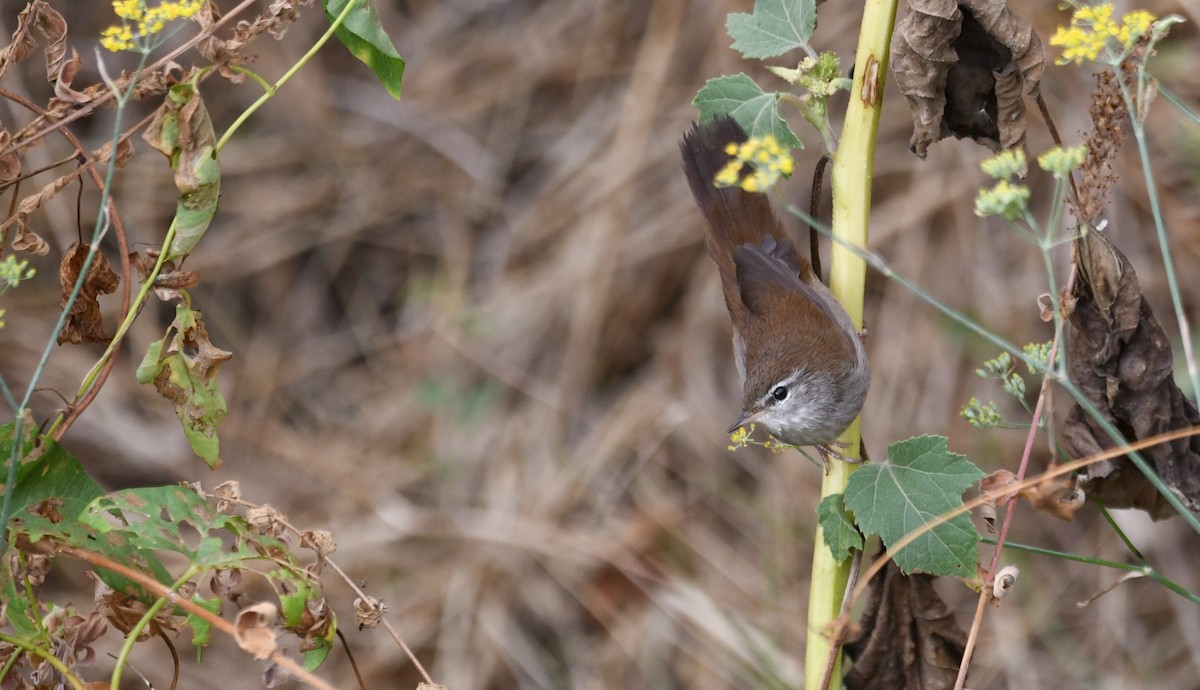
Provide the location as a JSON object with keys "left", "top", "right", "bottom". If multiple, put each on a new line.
{"left": 2, "top": 0, "right": 1200, "bottom": 687}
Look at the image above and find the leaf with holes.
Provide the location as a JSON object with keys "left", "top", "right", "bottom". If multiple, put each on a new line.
{"left": 136, "top": 304, "right": 232, "bottom": 467}
{"left": 845, "top": 435, "right": 984, "bottom": 577}
{"left": 143, "top": 80, "right": 220, "bottom": 260}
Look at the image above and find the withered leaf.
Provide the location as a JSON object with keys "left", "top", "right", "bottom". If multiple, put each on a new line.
{"left": 89, "top": 571, "right": 177, "bottom": 640}
{"left": 135, "top": 304, "right": 231, "bottom": 467}
{"left": 845, "top": 561, "right": 967, "bottom": 690}
{"left": 10, "top": 226, "right": 48, "bottom": 255}
{"left": 234, "top": 602, "right": 278, "bottom": 660}
{"left": 142, "top": 79, "right": 220, "bottom": 260}
{"left": 891, "top": 0, "right": 1043, "bottom": 159}
{"left": 52, "top": 47, "right": 92, "bottom": 105}
{"left": 0, "top": 0, "right": 66, "bottom": 81}
{"left": 1062, "top": 228, "right": 1200, "bottom": 519}
{"left": 0, "top": 130, "right": 20, "bottom": 181}
{"left": 58, "top": 242, "right": 120, "bottom": 345}
{"left": 15, "top": 171, "right": 77, "bottom": 240}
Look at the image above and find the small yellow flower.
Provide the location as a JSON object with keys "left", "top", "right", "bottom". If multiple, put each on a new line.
{"left": 1049, "top": 3, "right": 1159, "bottom": 65}
{"left": 980, "top": 149, "right": 1026, "bottom": 180}
{"left": 101, "top": 0, "right": 204, "bottom": 53}
{"left": 728, "top": 424, "right": 752, "bottom": 451}
{"left": 713, "top": 134, "right": 795, "bottom": 193}
{"left": 1037, "top": 145, "right": 1087, "bottom": 177}
{"left": 975, "top": 179, "right": 1031, "bottom": 220}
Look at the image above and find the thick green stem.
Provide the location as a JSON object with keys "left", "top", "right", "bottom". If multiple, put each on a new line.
{"left": 805, "top": 0, "right": 896, "bottom": 686}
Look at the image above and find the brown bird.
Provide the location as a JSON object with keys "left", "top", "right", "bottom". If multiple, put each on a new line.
{"left": 680, "top": 116, "right": 869, "bottom": 469}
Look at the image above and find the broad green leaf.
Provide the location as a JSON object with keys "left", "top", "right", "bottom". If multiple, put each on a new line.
{"left": 142, "top": 81, "right": 220, "bottom": 260}
{"left": 2, "top": 426, "right": 104, "bottom": 522}
{"left": 817, "top": 493, "right": 862, "bottom": 564}
{"left": 727, "top": 0, "right": 817, "bottom": 59}
{"left": 325, "top": 0, "right": 405, "bottom": 99}
{"left": 693, "top": 74, "right": 802, "bottom": 149}
{"left": 1, "top": 427, "right": 106, "bottom": 638}
{"left": 81, "top": 486, "right": 265, "bottom": 567}
{"left": 844, "top": 435, "right": 985, "bottom": 577}
{"left": 136, "top": 304, "right": 231, "bottom": 467}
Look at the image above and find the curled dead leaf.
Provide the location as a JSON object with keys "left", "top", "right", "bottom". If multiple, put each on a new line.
{"left": 1062, "top": 228, "right": 1200, "bottom": 519}
{"left": 247, "top": 504, "right": 287, "bottom": 539}
{"left": 90, "top": 571, "right": 177, "bottom": 640}
{"left": 891, "top": 0, "right": 1043, "bottom": 159}
{"left": 58, "top": 243, "right": 120, "bottom": 344}
{"left": 210, "top": 567, "right": 243, "bottom": 600}
{"left": 210, "top": 479, "right": 242, "bottom": 512}
{"left": 11, "top": 227, "right": 48, "bottom": 255}
{"left": 845, "top": 561, "right": 967, "bottom": 689}
{"left": 354, "top": 595, "right": 387, "bottom": 630}
{"left": 302, "top": 530, "right": 336, "bottom": 559}
{"left": 0, "top": 130, "right": 20, "bottom": 181}
{"left": 234, "top": 602, "right": 278, "bottom": 659}
{"left": 0, "top": 0, "right": 67, "bottom": 81}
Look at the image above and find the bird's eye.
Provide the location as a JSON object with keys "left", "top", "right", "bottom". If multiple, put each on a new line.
{"left": 772, "top": 386, "right": 788, "bottom": 401}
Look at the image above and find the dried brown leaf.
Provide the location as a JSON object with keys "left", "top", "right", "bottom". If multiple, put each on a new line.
{"left": 10, "top": 227, "right": 48, "bottom": 255}
{"left": 0, "top": 0, "right": 66, "bottom": 81}
{"left": 891, "top": 0, "right": 1043, "bottom": 158}
{"left": 58, "top": 242, "right": 119, "bottom": 345}
{"left": 52, "top": 47, "right": 92, "bottom": 105}
{"left": 234, "top": 602, "right": 278, "bottom": 659}
{"left": 0, "top": 130, "right": 21, "bottom": 181}
{"left": 89, "top": 571, "right": 177, "bottom": 640}
{"left": 1062, "top": 228, "right": 1200, "bottom": 519}
{"left": 845, "top": 561, "right": 967, "bottom": 690}
{"left": 354, "top": 595, "right": 387, "bottom": 630}
{"left": 15, "top": 172, "right": 76, "bottom": 239}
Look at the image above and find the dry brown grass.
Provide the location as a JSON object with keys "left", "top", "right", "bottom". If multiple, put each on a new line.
{"left": 3, "top": 0, "right": 1200, "bottom": 687}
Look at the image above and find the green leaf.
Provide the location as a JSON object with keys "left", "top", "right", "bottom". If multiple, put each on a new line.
{"left": 142, "top": 81, "right": 220, "bottom": 260}
{"left": 325, "top": 0, "right": 405, "bottom": 99}
{"left": 844, "top": 435, "right": 985, "bottom": 578}
{"left": 186, "top": 594, "right": 222, "bottom": 654}
{"left": 2, "top": 427, "right": 104, "bottom": 522}
{"left": 817, "top": 493, "right": 863, "bottom": 564}
{"left": 1, "top": 428, "right": 107, "bottom": 638}
{"left": 727, "top": 0, "right": 817, "bottom": 59}
{"left": 137, "top": 304, "right": 231, "bottom": 467}
{"left": 693, "top": 74, "right": 802, "bottom": 149}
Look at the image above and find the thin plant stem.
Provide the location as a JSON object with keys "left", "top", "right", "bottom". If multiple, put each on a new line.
{"left": 0, "top": 633, "right": 85, "bottom": 690}
{"left": 983, "top": 537, "right": 1200, "bottom": 606}
{"left": 955, "top": 313, "right": 1066, "bottom": 690}
{"left": 215, "top": 0, "right": 360, "bottom": 153}
{"left": 1117, "top": 67, "right": 1200, "bottom": 399}
{"left": 110, "top": 567, "right": 199, "bottom": 689}
{"left": 54, "top": 543, "right": 336, "bottom": 690}
{"left": 0, "top": 49, "right": 149, "bottom": 556}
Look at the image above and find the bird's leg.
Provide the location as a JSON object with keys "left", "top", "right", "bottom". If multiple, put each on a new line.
{"left": 816, "top": 439, "right": 873, "bottom": 474}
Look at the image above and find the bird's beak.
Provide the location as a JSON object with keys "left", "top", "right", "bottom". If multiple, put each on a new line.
{"left": 727, "top": 409, "right": 765, "bottom": 434}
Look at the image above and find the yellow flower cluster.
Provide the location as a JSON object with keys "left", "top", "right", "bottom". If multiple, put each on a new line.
{"left": 101, "top": 0, "right": 204, "bottom": 52}
{"left": 1049, "top": 4, "right": 1157, "bottom": 64}
{"left": 714, "top": 134, "right": 795, "bottom": 193}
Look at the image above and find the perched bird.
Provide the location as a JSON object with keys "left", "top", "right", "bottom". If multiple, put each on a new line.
{"left": 680, "top": 116, "right": 870, "bottom": 469}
